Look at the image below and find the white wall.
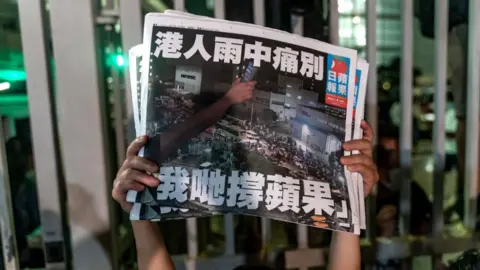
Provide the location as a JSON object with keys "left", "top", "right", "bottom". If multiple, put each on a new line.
{"left": 325, "top": 134, "right": 342, "bottom": 153}
{"left": 285, "top": 89, "right": 300, "bottom": 109}
{"left": 284, "top": 107, "right": 297, "bottom": 120}
{"left": 298, "top": 89, "right": 319, "bottom": 108}
{"left": 175, "top": 65, "right": 203, "bottom": 94}
{"left": 253, "top": 90, "right": 271, "bottom": 106}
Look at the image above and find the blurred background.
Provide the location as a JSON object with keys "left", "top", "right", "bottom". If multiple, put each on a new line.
{"left": 0, "top": 0, "right": 478, "bottom": 269}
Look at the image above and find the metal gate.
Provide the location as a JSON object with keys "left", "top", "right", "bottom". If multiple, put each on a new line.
{"left": 0, "top": 0, "right": 479, "bottom": 269}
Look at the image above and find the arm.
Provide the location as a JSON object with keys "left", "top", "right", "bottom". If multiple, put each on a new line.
{"left": 132, "top": 221, "right": 175, "bottom": 270}
{"left": 158, "top": 80, "right": 255, "bottom": 161}
{"left": 158, "top": 96, "right": 234, "bottom": 161}
{"left": 329, "top": 120, "right": 378, "bottom": 270}
{"left": 112, "top": 138, "right": 175, "bottom": 270}
{"left": 327, "top": 232, "right": 361, "bottom": 270}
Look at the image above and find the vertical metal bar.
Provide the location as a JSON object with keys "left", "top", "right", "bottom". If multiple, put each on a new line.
{"left": 112, "top": 65, "right": 126, "bottom": 167}
{"left": 108, "top": 32, "right": 123, "bottom": 269}
{"left": 366, "top": 1, "right": 377, "bottom": 152}
{"left": 399, "top": 0, "right": 413, "bottom": 252}
{"left": 187, "top": 218, "right": 198, "bottom": 258}
{"left": 104, "top": 0, "right": 115, "bottom": 10}
{"left": 432, "top": 1, "right": 449, "bottom": 267}
{"left": 0, "top": 123, "right": 19, "bottom": 270}
{"left": 365, "top": 0, "right": 377, "bottom": 240}
{"left": 465, "top": 0, "right": 480, "bottom": 230}
{"left": 253, "top": 0, "right": 265, "bottom": 26}
{"left": 292, "top": 14, "right": 308, "bottom": 249}
{"left": 224, "top": 215, "right": 235, "bottom": 255}
{"left": 119, "top": 0, "right": 143, "bottom": 128}
{"left": 291, "top": 15, "right": 304, "bottom": 36}
{"left": 174, "top": 0, "right": 185, "bottom": 11}
{"left": 271, "top": 0, "right": 281, "bottom": 30}
{"left": 329, "top": 0, "right": 339, "bottom": 45}
{"left": 214, "top": 0, "right": 226, "bottom": 20}
{"left": 17, "top": 0, "right": 68, "bottom": 268}
{"left": 432, "top": 0, "right": 448, "bottom": 237}
{"left": 1, "top": 117, "right": 11, "bottom": 141}
{"left": 296, "top": 225, "right": 308, "bottom": 249}
{"left": 49, "top": 0, "right": 114, "bottom": 268}
{"left": 108, "top": 34, "right": 127, "bottom": 168}
{"left": 260, "top": 218, "right": 271, "bottom": 248}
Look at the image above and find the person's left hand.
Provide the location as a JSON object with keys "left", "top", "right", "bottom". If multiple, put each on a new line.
{"left": 341, "top": 120, "right": 379, "bottom": 196}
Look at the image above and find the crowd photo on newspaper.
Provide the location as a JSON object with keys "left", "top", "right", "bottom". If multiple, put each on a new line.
{"left": 122, "top": 12, "right": 372, "bottom": 234}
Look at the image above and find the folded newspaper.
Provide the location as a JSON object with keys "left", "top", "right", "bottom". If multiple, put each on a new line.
{"left": 126, "top": 11, "right": 369, "bottom": 234}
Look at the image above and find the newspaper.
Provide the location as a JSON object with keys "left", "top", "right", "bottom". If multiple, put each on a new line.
{"left": 128, "top": 13, "right": 361, "bottom": 233}
{"left": 129, "top": 46, "right": 369, "bottom": 230}
{"left": 353, "top": 60, "right": 369, "bottom": 229}
{"left": 160, "top": 11, "right": 366, "bottom": 230}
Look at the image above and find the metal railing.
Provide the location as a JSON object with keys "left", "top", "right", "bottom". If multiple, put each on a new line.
{"left": 0, "top": 0, "right": 478, "bottom": 269}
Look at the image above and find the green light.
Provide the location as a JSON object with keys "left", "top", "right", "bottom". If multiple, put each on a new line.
{"left": 0, "top": 70, "right": 27, "bottom": 82}
{"left": 0, "top": 82, "right": 10, "bottom": 91}
{"left": 115, "top": 55, "right": 125, "bottom": 67}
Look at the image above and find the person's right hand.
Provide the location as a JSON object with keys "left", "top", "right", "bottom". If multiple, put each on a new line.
{"left": 223, "top": 78, "right": 255, "bottom": 104}
{"left": 112, "top": 136, "right": 160, "bottom": 212}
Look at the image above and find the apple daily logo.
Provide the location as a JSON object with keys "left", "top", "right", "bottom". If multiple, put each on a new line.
{"left": 325, "top": 55, "right": 350, "bottom": 109}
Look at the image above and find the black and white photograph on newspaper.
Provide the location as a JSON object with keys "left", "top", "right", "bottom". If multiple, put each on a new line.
{"left": 130, "top": 14, "right": 358, "bottom": 232}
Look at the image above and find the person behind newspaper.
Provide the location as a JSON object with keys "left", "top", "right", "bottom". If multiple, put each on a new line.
{"left": 112, "top": 119, "right": 378, "bottom": 270}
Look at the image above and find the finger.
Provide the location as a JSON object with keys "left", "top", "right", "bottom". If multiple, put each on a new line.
{"left": 123, "top": 156, "right": 159, "bottom": 173}
{"left": 313, "top": 222, "right": 329, "bottom": 228}
{"left": 120, "top": 168, "right": 160, "bottom": 187}
{"left": 347, "top": 164, "right": 379, "bottom": 195}
{"left": 340, "top": 154, "right": 375, "bottom": 168}
{"left": 126, "top": 136, "right": 148, "bottom": 157}
{"left": 247, "top": 81, "right": 257, "bottom": 86}
{"left": 342, "top": 139, "right": 373, "bottom": 156}
{"left": 346, "top": 164, "right": 378, "bottom": 185}
{"left": 243, "top": 87, "right": 254, "bottom": 94}
{"left": 364, "top": 182, "right": 375, "bottom": 198}
{"left": 361, "top": 120, "right": 374, "bottom": 142}
{"left": 311, "top": 216, "right": 326, "bottom": 222}
{"left": 232, "top": 78, "right": 241, "bottom": 85}
{"left": 111, "top": 186, "right": 135, "bottom": 212}
{"left": 113, "top": 178, "right": 145, "bottom": 195}
{"left": 120, "top": 201, "right": 133, "bottom": 212}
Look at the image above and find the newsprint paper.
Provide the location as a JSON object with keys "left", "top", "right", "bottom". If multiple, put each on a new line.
{"left": 127, "top": 13, "right": 366, "bottom": 234}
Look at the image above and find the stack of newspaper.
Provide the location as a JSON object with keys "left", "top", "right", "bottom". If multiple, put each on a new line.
{"left": 126, "top": 11, "right": 370, "bottom": 235}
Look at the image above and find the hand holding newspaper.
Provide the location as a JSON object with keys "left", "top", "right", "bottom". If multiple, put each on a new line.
{"left": 124, "top": 11, "right": 371, "bottom": 235}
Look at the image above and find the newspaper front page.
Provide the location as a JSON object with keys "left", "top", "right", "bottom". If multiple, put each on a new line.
{"left": 158, "top": 11, "right": 366, "bottom": 230}
{"left": 129, "top": 13, "right": 359, "bottom": 232}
